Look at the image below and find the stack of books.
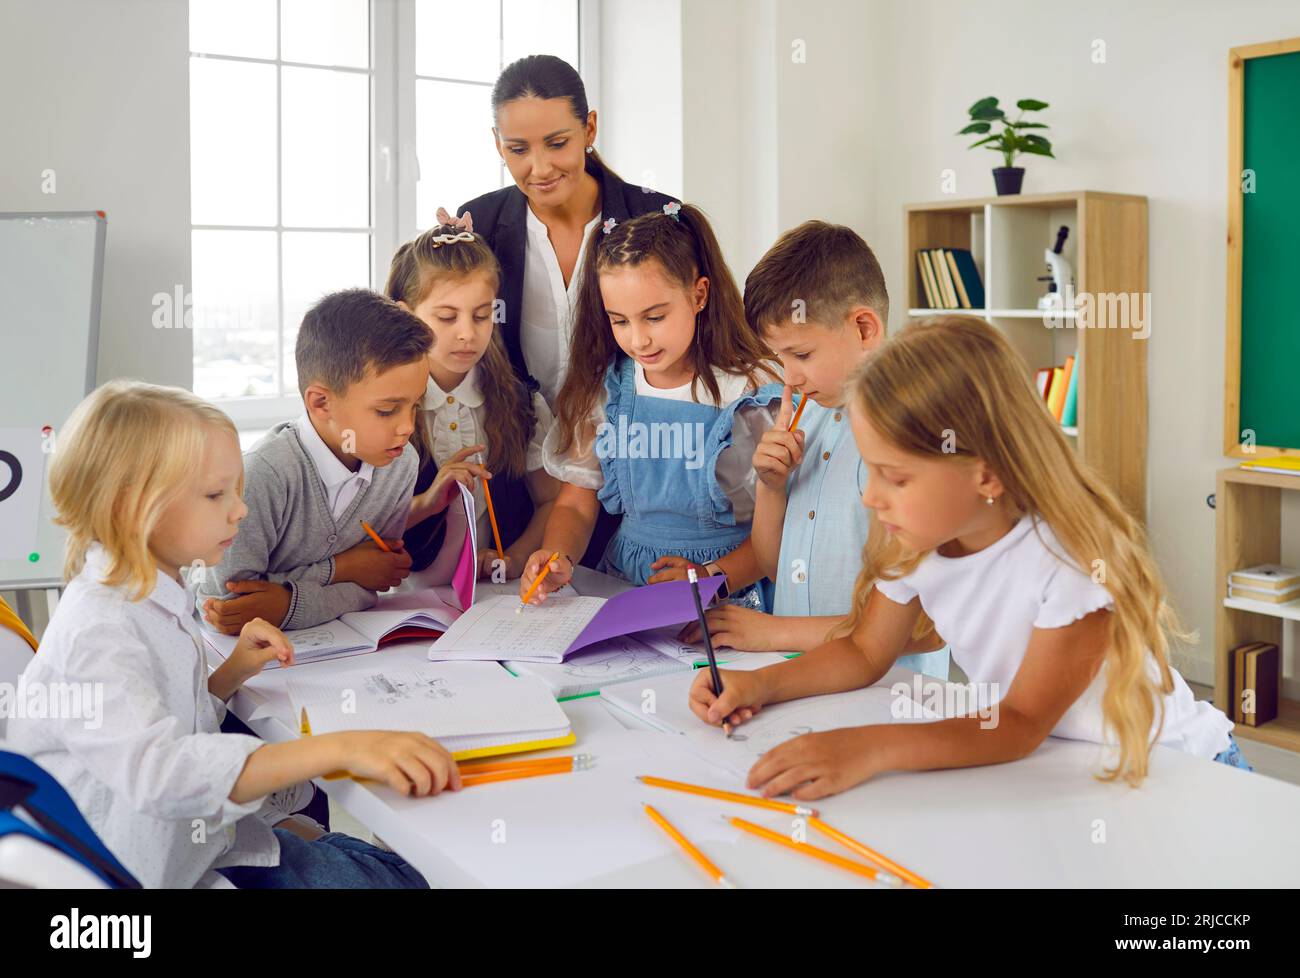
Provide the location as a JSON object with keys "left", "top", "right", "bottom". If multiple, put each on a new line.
{"left": 915, "top": 248, "right": 985, "bottom": 310}
{"left": 1035, "top": 355, "right": 1079, "bottom": 427}
{"left": 1228, "top": 563, "right": 1300, "bottom": 606}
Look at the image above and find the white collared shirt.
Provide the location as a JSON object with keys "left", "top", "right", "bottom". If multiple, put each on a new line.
{"left": 520, "top": 205, "right": 603, "bottom": 407}
{"left": 6, "top": 544, "right": 278, "bottom": 888}
{"left": 294, "top": 413, "right": 374, "bottom": 520}
{"left": 423, "top": 366, "right": 553, "bottom": 545}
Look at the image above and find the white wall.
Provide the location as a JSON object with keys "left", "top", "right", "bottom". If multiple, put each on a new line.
{"left": 0, "top": 0, "right": 192, "bottom": 391}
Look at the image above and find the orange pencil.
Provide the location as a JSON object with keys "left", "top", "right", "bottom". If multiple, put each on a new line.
{"left": 460, "top": 754, "right": 592, "bottom": 776}
{"left": 359, "top": 519, "right": 393, "bottom": 553}
{"left": 460, "top": 765, "right": 576, "bottom": 788}
{"left": 788, "top": 390, "right": 809, "bottom": 432}
{"left": 481, "top": 475, "right": 506, "bottom": 563}
{"left": 645, "top": 804, "right": 735, "bottom": 887}
{"left": 517, "top": 551, "right": 561, "bottom": 612}
{"left": 637, "top": 775, "right": 819, "bottom": 818}
{"left": 725, "top": 815, "right": 901, "bottom": 886}
{"left": 809, "top": 817, "right": 933, "bottom": 889}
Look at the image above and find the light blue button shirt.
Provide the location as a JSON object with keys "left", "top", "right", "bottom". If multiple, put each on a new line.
{"left": 772, "top": 400, "right": 949, "bottom": 680}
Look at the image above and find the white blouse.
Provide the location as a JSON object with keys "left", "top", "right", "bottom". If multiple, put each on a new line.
{"left": 423, "top": 366, "right": 552, "bottom": 547}
{"left": 6, "top": 544, "right": 277, "bottom": 888}
{"left": 541, "top": 361, "right": 780, "bottom": 523}
{"left": 520, "top": 204, "right": 603, "bottom": 407}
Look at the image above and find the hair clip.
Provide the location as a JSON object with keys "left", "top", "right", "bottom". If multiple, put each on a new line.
{"left": 429, "top": 230, "right": 476, "bottom": 248}
{"left": 602, "top": 218, "right": 617, "bottom": 235}
{"left": 663, "top": 201, "right": 682, "bottom": 221}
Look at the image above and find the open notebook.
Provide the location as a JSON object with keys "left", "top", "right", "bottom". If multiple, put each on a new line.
{"left": 285, "top": 660, "right": 573, "bottom": 760}
{"left": 203, "top": 482, "right": 477, "bottom": 668}
{"left": 428, "top": 576, "right": 726, "bottom": 665}
{"left": 506, "top": 625, "right": 790, "bottom": 699}
{"left": 600, "top": 665, "right": 944, "bottom": 776}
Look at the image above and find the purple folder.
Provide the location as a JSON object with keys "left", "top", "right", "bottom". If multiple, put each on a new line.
{"left": 565, "top": 576, "right": 725, "bottom": 657}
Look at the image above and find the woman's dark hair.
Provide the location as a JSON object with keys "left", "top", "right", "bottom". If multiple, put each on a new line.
{"left": 553, "top": 204, "right": 779, "bottom": 454}
{"left": 492, "top": 54, "right": 621, "bottom": 182}
{"left": 385, "top": 225, "right": 536, "bottom": 479}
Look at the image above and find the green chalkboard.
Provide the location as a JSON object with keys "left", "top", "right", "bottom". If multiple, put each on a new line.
{"left": 1239, "top": 49, "right": 1300, "bottom": 450}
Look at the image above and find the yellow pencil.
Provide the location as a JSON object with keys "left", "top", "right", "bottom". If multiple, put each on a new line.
{"left": 481, "top": 474, "right": 506, "bottom": 563}
{"left": 637, "top": 775, "right": 819, "bottom": 818}
{"left": 517, "top": 551, "right": 561, "bottom": 612}
{"left": 645, "top": 804, "right": 735, "bottom": 888}
{"left": 788, "top": 390, "right": 809, "bottom": 432}
{"left": 809, "top": 816, "right": 933, "bottom": 889}
{"left": 725, "top": 815, "right": 901, "bottom": 886}
{"left": 359, "top": 519, "right": 393, "bottom": 553}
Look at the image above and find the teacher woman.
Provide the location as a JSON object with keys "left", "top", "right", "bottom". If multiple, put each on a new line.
{"left": 438, "top": 54, "right": 679, "bottom": 567}
{"left": 441, "top": 54, "right": 679, "bottom": 408}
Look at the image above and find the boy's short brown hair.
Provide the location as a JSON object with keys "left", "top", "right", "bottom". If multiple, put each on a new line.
{"left": 743, "top": 220, "right": 889, "bottom": 332}
{"left": 295, "top": 288, "right": 432, "bottom": 397}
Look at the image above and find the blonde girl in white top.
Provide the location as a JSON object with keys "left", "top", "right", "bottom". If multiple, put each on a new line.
{"left": 690, "top": 316, "right": 1237, "bottom": 799}
{"left": 8, "top": 381, "right": 460, "bottom": 888}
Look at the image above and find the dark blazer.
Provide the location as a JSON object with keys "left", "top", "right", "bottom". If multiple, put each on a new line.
{"left": 457, "top": 157, "right": 679, "bottom": 394}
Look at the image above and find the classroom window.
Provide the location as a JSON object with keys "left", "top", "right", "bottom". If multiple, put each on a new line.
{"left": 188, "top": 0, "right": 373, "bottom": 414}
{"left": 412, "top": 0, "right": 581, "bottom": 230}
{"left": 188, "top": 0, "right": 586, "bottom": 422}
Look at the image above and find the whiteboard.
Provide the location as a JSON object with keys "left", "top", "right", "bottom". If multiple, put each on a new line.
{"left": 0, "top": 212, "right": 104, "bottom": 589}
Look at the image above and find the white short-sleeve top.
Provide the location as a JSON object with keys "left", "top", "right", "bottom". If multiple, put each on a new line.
{"left": 874, "top": 515, "right": 1233, "bottom": 759}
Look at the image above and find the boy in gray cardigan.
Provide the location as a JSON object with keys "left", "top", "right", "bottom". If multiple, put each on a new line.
{"left": 199, "top": 289, "right": 434, "bottom": 633}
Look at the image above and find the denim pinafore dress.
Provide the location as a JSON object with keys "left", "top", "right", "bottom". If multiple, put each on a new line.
{"left": 594, "top": 357, "right": 755, "bottom": 587}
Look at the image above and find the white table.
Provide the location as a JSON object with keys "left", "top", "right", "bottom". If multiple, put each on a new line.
{"left": 215, "top": 569, "right": 1300, "bottom": 888}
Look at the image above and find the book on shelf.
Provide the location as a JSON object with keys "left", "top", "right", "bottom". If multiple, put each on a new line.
{"left": 1229, "top": 641, "right": 1279, "bottom": 727}
{"left": 913, "top": 248, "right": 984, "bottom": 310}
{"left": 1229, "top": 563, "right": 1300, "bottom": 593}
{"left": 1227, "top": 583, "right": 1300, "bottom": 604}
{"left": 1239, "top": 456, "right": 1300, "bottom": 477}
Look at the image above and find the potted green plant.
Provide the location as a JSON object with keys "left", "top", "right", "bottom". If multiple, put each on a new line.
{"left": 958, "top": 97, "right": 1054, "bottom": 195}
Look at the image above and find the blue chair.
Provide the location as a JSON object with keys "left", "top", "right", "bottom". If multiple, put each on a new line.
{"left": 0, "top": 749, "right": 140, "bottom": 888}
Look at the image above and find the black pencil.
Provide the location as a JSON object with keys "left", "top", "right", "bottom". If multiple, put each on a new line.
{"left": 687, "top": 567, "right": 731, "bottom": 738}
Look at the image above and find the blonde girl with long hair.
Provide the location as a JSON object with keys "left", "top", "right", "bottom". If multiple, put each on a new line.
{"left": 689, "top": 315, "right": 1240, "bottom": 799}
{"left": 8, "top": 381, "right": 459, "bottom": 888}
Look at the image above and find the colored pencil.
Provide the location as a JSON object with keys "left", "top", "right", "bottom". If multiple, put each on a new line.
{"left": 359, "top": 519, "right": 393, "bottom": 553}
{"left": 637, "top": 775, "right": 819, "bottom": 817}
{"left": 518, "top": 551, "right": 561, "bottom": 611}
{"left": 725, "top": 816, "right": 901, "bottom": 886}
{"left": 809, "top": 817, "right": 933, "bottom": 889}
{"left": 645, "top": 804, "right": 735, "bottom": 887}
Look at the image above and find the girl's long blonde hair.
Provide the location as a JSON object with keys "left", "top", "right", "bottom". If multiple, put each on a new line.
{"left": 50, "top": 380, "right": 238, "bottom": 600}
{"left": 846, "top": 315, "right": 1183, "bottom": 786}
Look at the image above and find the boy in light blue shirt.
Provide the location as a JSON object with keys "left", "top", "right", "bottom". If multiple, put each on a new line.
{"left": 681, "top": 221, "right": 949, "bottom": 678}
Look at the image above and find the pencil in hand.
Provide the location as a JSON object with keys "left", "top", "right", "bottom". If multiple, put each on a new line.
{"left": 518, "top": 551, "right": 562, "bottom": 613}
{"left": 359, "top": 519, "right": 393, "bottom": 553}
{"left": 687, "top": 567, "right": 731, "bottom": 738}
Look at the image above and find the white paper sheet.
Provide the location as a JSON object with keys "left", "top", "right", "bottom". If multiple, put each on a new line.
{"left": 428, "top": 594, "right": 604, "bottom": 662}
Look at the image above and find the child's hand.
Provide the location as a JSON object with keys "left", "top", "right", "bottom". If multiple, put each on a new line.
{"left": 646, "top": 555, "right": 709, "bottom": 584}
{"left": 415, "top": 445, "right": 491, "bottom": 516}
{"left": 688, "top": 667, "right": 768, "bottom": 729}
{"left": 334, "top": 538, "right": 413, "bottom": 591}
{"left": 745, "top": 727, "right": 883, "bottom": 800}
{"left": 339, "top": 731, "right": 462, "bottom": 797}
{"left": 518, "top": 551, "right": 573, "bottom": 604}
{"left": 228, "top": 617, "right": 294, "bottom": 679}
{"left": 476, "top": 549, "right": 515, "bottom": 581}
{"left": 434, "top": 207, "right": 473, "bottom": 233}
{"left": 678, "top": 604, "right": 776, "bottom": 652}
{"left": 203, "top": 580, "right": 291, "bottom": 634}
{"left": 753, "top": 384, "right": 805, "bottom": 491}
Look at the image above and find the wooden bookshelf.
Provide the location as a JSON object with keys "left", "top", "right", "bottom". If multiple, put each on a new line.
{"left": 904, "top": 191, "right": 1149, "bottom": 519}
{"left": 1214, "top": 465, "right": 1300, "bottom": 752}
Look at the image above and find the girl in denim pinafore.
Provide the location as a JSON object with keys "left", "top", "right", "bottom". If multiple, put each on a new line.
{"left": 521, "top": 203, "right": 780, "bottom": 603}
{"left": 594, "top": 356, "right": 764, "bottom": 586}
